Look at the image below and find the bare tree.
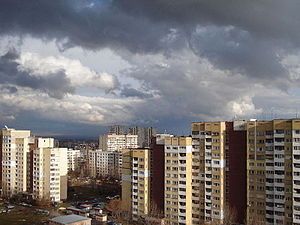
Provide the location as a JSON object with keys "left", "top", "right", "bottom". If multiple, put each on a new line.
{"left": 222, "top": 205, "right": 237, "bottom": 225}
{"left": 136, "top": 202, "right": 164, "bottom": 225}
{"left": 246, "top": 216, "right": 265, "bottom": 225}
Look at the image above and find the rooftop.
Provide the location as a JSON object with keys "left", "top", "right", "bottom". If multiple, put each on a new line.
{"left": 49, "top": 215, "right": 91, "bottom": 224}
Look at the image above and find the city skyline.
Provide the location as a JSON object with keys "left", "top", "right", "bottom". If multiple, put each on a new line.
{"left": 1, "top": 0, "right": 300, "bottom": 136}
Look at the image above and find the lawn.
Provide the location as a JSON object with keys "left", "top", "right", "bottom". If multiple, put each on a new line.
{"left": 0, "top": 207, "right": 48, "bottom": 225}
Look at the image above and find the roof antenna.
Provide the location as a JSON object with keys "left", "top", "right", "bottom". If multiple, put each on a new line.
{"left": 4, "top": 125, "right": 8, "bottom": 129}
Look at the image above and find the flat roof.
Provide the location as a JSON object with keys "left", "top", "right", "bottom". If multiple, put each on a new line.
{"left": 49, "top": 215, "right": 91, "bottom": 224}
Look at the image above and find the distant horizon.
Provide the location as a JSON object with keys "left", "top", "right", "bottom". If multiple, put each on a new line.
{"left": 4, "top": 115, "right": 300, "bottom": 139}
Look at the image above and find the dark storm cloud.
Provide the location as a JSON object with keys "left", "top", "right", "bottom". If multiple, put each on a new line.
{"left": 189, "top": 26, "right": 288, "bottom": 79}
{"left": 0, "top": 0, "right": 170, "bottom": 53}
{"left": 120, "top": 86, "right": 153, "bottom": 99}
{"left": 114, "top": 0, "right": 300, "bottom": 42}
{"left": 0, "top": 86, "right": 18, "bottom": 93}
{"left": 0, "top": 0, "right": 299, "bottom": 80}
{"left": 114, "top": 0, "right": 300, "bottom": 80}
{"left": 0, "top": 49, "right": 74, "bottom": 98}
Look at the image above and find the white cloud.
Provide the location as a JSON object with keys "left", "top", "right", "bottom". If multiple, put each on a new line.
{"left": 228, "top": 96, "right": 261, "bottom": 117}
{"left": 0, "top": 85, "right": 144, "bottom": 125}
{"left": 16, "top": 52, "right": 118, "bottom": 91}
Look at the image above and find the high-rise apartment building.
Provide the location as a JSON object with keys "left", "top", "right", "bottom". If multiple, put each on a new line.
{"left": 122, "top": 148, "right": 151, "bottom": 220}
{"left": 245, "top": 119, "right": 300, "bottom": 225}
{"left": 0, "top": 127, "right": 31, "bottom": 197}
{"left": 121, "top": 124, "right": 247, "bottom": 224}
{"left": 121, "top": 136, "right": 167, "bottom": 222}
{"left": 67, "top": 149, "right": 81, "bottom": 171}
{"left": 128, "top": 126, "right": 157, "bottom": 148}
{"left": 99, "top": 134, "right": 138, "bottom": 152}
{"left": 88, "top": 150, "right": 120, "bottom": 178}
{"left": 164, "top": 137, "right": 193, "bottom": 225}
{"left": 191, "top": 122, "right": 227, "bottom": 224}
{"left": 109, "top": 125, "right": 126, "bottom": 135}
{"left": 31, "top": 144, "right": 68, "bottom": 202}
{"left": 191, "top": 121, "right": 247, "bottom": 225}
{"left": 121, "top": 119, "right": 300, "bottom": 224}
{"left": 27, "top": 137, "right": 54, "bottom": 193}
{"left": 0, "top": 128, "right": 68, "bottom": 202}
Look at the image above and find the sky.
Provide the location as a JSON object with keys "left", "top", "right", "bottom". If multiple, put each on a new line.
{"left": 1, "top": 0, "right": 300, "bottom": 137}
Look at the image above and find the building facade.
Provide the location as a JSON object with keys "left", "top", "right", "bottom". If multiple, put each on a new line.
{"left": 109, "top": 125, "right": 126, "bottom": 135}
{"left": 67, "top": 149, "right": 81, "bottom": 171}
{"left": 191, "top": 121, "right": 248, "bottom": 225}
{"left": 191, "top": 122, "right": 228, "bottom": 224}
{"left": 99, "top": 134, "right": 138, "bottom": 152}
{"left": 0, "top": 128, "right": 31, "bottom": 197}
{"left": 128, "top": 126, "right": 157, "bottom": 148}
{"left": 32, "top": 145, "right": 68, "bottom": 202}
{"left": 88, "top": 150, "right": 120, "bottom": 178}
{"left": 150, "top": 136, "right": 166, "bottom": 213}
{"left": 0, "top": 128, "right": 67, "bottom": 202}
{"left": 246, "top": 119, "right": 300, "bottom": 225}
{"left": 121, "top": 148, "right": 151, "bottom": 221}
{"left": 164, "top": 137, "right": 193, "bottom": 225}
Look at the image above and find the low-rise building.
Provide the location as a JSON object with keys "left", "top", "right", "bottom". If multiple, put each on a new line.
{"left": 49, "top": 215, "right": 91, "bottom": 225}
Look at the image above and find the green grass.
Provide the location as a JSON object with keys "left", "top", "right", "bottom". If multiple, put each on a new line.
{"left": 0, "top": 207, "right": 48, "bottom": 225}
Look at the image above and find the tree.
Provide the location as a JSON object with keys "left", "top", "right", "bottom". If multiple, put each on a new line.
{"left": 222, "top": 205, "right": 237, "bottom": 225}
{"left": 246, "top": 216, "right": 265, "bottom": 225}
{"left": 136, "top": 202, "right": 164, "bottom": 225}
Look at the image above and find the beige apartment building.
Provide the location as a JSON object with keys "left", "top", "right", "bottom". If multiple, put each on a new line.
{"left": 0, "top": 127, "right": 31, "bottom": 197}
{"left": 164, "top": 137, "right": 193, "bottom": 225}
{"left": 246, "top": 119, "right": 300, "bottom": 225}
{"left": 31, "top": 140, "right": 68, "bottom": 202}
{"left": 121, "top": 148, "right": 151, "bottom": 221}
{"left": 191, "top": 122, "right": 227, "bottom": 225}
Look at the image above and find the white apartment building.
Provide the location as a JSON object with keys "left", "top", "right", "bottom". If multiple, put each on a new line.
{"left": 67, "top": 149, "right": 81, "bottom": 171}
{"left": 99, "top": 134, "right": 138, "bottom": 152}
{"left": 88, "top": 150, "right": 120, "bottom": 178}
{"left": 0, "top": 127, "right": 31, "bottom": 197}
{"left": 0, "top": 128, "right": 68, "bottom": 202}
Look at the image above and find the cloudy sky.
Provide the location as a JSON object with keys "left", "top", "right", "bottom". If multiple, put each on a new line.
{"left": 1, "top": 0, "right": 300, "bottom": 137}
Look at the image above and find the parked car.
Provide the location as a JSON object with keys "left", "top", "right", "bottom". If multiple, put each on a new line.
{"left": 36, "top": 209, "right": 49, "bottom": 215}
{"left": 6, "top": 205, "right": 15, "bottom": 209}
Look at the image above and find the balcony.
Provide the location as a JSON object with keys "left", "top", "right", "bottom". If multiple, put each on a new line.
{"left": 294, "top": 215, "right": 300, "bottom": 225}
{"left": 274, "top": 133, "right": 284, "bottom": 138}
{"left": 192, "top": 195, "right": 199, "bottom": 201}
{"left": 192, "top": 140, "right": 200, "bottom": 145}
{"left": 265, "top": 142, "right": 274, "bottom": 147}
